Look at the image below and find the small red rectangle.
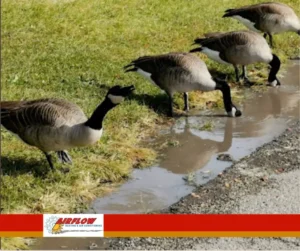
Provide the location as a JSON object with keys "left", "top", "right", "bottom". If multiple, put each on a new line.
{"left": 0, "top": 214, "right": 43, "bottom": 231}
{"left": 104, "top": 214, "right": 300, "bottom": 232}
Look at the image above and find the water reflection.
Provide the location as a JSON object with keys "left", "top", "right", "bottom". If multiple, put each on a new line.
{"left": 160, "top": 117, "right": 233, "bottom": 174}
{"left": 90, "top": 61, "right": 299, "bottom": 215}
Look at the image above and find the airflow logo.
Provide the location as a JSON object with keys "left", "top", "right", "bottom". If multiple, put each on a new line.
{"left": 43, "top": 214, "right": 104, "bottom": 237}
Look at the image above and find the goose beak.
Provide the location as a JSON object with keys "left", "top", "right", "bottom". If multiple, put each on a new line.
{"left": 227, "top": 106, "right": 242, "bottom": 117}
{"left": 121, "top": 85, "right": 135, "bottom": 96}
{"left": 234, "top": 109, "right": 242, "bottom": 117}
{"left": 267, "top": 78, "right": 281, "bottom": 87}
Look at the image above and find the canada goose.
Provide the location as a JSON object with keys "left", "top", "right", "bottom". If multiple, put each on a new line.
{"left": 202, "top": 31, "right": 249, "bottom": 84}
{"left": 1, "top": 85, "right": 135, "bottom": 170}
{"left": 190, "top": 30, "right": 281, "bottom": 86}
{"left": 124, "top": 52, "right": 242, "bottom": 117}
{"left": 222, "top": 2, "right": 300, "bottom": 47}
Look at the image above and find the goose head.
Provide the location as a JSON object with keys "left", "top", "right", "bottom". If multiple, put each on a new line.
{"left": 214, "top": 78, "right": 242, "bottom": 117}
{"left": 268, "top": 54, "right": 281, "bottom": 87}
{"left": 106, "top": 85, "right": 135, "bottom": 104}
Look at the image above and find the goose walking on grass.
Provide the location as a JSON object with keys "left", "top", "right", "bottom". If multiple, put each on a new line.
{"left": 1, "top": 85, "right": 135, "bottom": 170}
{"left": 190, "top": 30, "right": 281, "bottom": 86}
{"left": 124, "top": 52, "right": 242, "bottom": 117}
{"left": 222, "top": 2, "right": 300, "bottom": 48}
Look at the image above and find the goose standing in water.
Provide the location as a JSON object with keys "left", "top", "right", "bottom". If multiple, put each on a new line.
{"left": 222, "top": 2, "right": 300, "bottom": 47}
{"left": 124, "top": 52, "right": 241, "bottom": 117}
{"left": 190, "top": 30, "right": 281, "bottom": 86}
{"left": 1, "top": 85, "right": 135, "bottom": 170}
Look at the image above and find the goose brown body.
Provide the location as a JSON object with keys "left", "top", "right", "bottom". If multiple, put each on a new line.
{"left": 125, "top": 52, "right": 241, "bottom": 117}
{"left": 194, "top": 30, "right": 273, "bottom": 65}
{"left": 1, "top": 85, "right": 135, "bottom": 169}
{"left": 223, "top": 2, "right": 300, "bottom": 47}
{"left": 191, "top": 30, "right": 281, "bottom": 86}
{"left": 125, "top": 52, "right": 216, "bottom": 95}
{"left": 0, "top": 99, "right": 98, "bottom": 152}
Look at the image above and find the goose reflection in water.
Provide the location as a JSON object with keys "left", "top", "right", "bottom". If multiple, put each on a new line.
{"left": 159, "top": 62, "right": 299, "bottom": 174}
{"left": 160, "top": 117, "right": 233, "bottom": 174}
{"left": 234, "top": 62, "right": 299, "bottom": 138}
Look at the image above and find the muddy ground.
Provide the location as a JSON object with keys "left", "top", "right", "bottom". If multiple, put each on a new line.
{"left": 107, "top": 120, "right": 300, "bottom": 250}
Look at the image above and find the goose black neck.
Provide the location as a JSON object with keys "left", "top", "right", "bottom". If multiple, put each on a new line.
{"left": 85, "top": 98, "right": 116, "bottom": 130}
{"left": 214, "top": 79, "right": 232, "bottom": 113}
{"left": 268, "top": 54, "right": 281, "bottom": 82}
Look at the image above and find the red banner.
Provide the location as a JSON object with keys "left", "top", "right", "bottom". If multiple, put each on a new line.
{"left": 0, "top": 214, "right": 299, "bottom": 237}
{"left": 104, "top": 214, "right": 300, "bottom": 231}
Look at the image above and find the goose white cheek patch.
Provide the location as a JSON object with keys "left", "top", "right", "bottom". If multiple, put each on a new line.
{"left": 227, "top": 107, "right": 237, "bottom": 117}
{"left": 108, "top": 94, "right": 125, "bottom": 104}
{"left": 268, "top": 80, "right": 278, "bottom": 87}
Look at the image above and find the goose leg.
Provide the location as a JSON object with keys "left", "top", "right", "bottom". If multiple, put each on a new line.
{"left": 242, "top": 66, "right": 248, "bottom": 80}
{"left": 57, "top": 150, "right": 73, "bottom": 164}
{"left": 234, "top": 66, "right": 240, "bottom": 82}
{"left": 168, "top": 94, "right": 174, "bottom": 117}
{"left": 44, "top": 152, "right": 54, "bottom": 170}
{"left": 183, "top": 92, "right": 189, "bottom": 112}
{"left": 242, "top": 66, "right": 255, "bottom": 86}
{"left": 268, "top": 33, "right": 273, "bottom": 48}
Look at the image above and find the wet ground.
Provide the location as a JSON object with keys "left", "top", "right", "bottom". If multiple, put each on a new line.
{"left": 89, "top": 60, "right": 299, "bottom": 215}
{"left": 108, "top": 116, "right": 300, "bottom": 250}
{"left": 33, "top": 60, "right": 299, "bottom": 250}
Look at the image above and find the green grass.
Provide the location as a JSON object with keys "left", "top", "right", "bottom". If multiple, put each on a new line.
{"left": 1, "top": 0, "right": 299, "bottom": 249}
{"left": 200, "top": 121, "right": 215, "bottom": 131}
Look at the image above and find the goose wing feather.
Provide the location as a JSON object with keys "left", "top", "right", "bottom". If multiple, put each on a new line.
{"left": 125, "top": 52, "right": 189, "bottom": 73}
{"left": 125, "top": 52, "right": 198, "bottom": 87}
{"left": 194, "top": 31, "right": 250, "bottom": 52}
{"left": 1, "top": 99, "right": 87, "bottom": 134}
{"left": 223, "top": 2, "right": 292, "bottom": 21}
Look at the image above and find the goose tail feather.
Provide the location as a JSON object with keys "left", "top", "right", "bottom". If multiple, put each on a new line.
{"left": 225, "top": 8, "right": 234, "bottom": 12}
{"left": 223, "top": 9, "right": 235, "bottom": 18}
{"left": 193, "top": 38, "right": 207, "bottom": 44}
{"left": 124, "top": 67, "right": 138, "bottom": 73}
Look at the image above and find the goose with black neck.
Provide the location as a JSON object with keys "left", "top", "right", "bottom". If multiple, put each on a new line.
{"left": 0, "top": 85, "right": 135, "bottom": 170}
{"left": 190, "top": 30, "right": 281, "bottom": 86}
{"left": 124, "top": 52, "right": 242, "bottom": 117}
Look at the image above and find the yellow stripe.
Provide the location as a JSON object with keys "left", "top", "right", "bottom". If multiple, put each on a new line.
{"left": 0, "top": 231, "right": 43, "bottom": 237}
{"left": 104, "top": 231, "right": 300, "bottom": 237}
{"left": 2, "top": 231, "right": 299, "bottom": 238}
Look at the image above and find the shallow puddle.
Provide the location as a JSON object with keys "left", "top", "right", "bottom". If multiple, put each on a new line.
{"left": 34, "top": 60, "right": 299, "bottom": 250}
{"left": 90, "top": 60, "right": 299, "bottom": 214}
